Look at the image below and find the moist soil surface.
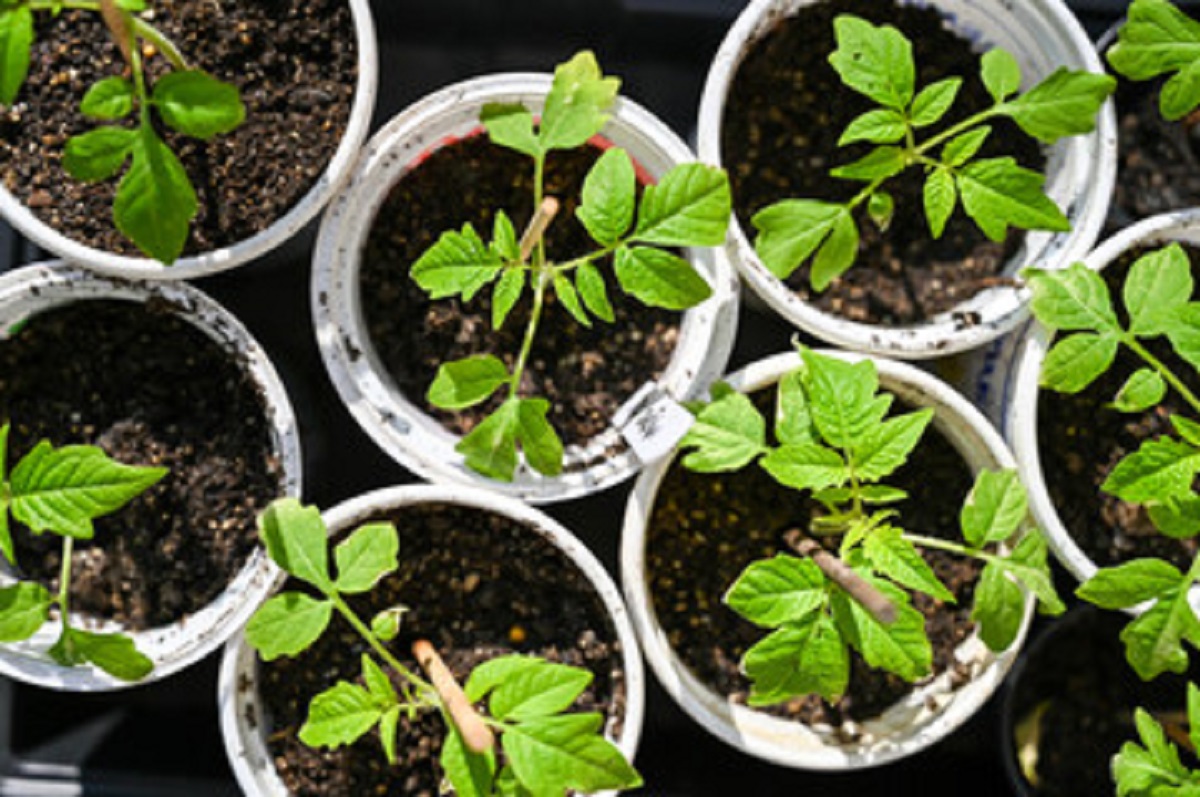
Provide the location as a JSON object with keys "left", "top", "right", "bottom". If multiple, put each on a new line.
{"left": 257, "top": 503, "right": 625, "bottom": 797}
{"left": 723, "top": 0, "right": 1044, "bottom": 325}
{"left": 646, "top": 387, "right": 980, "bottom": 730}
{"left": 1037, "top": 246, "right": 1200, "bottom": 571}
{"left": 1, "top": 299, "right": 283, "bottom": 629}
{"left": 0, "top": 0, "right": 356, "bottom": 258}
{"left": 1009, "top": 610, "right": 1200, "bottom": 796}
{"left": 359, "top": 135, "right": 680, "bottom": 452}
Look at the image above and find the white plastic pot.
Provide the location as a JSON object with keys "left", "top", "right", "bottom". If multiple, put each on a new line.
{"left": 697, "top": 0, "right": 1117, "bottom": 359}
{"left": 0, "top": 262, "right": 302, "bottom": 691}
{"left": 621, "top": 350, "right": 1035, "bottom": 770}
{"left": 219, "top": 484, "right": 645, "bottom": 796}
{"left": 0, "top": 0, "right": 378, "bottom": 280}
{"left": 980, "top": 209, "right": 1200, "bottom": 588}
{"left": 313, "top": 74, "right": 740, "bottom": 504}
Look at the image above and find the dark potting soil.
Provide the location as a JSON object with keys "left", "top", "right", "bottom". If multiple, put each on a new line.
{"left": 257, "top": 503, "right": 625, "bottom": 797}
{"left": 646, "top": 387, "right": 979, "bottom": 729}
{"left": 1009, "top": 610, "right": 1200, "bottom": 796}
{"left": 1037, "top": 246, "right": 1200, "bottom": 571}
{"left": 359, "top": 135, "right": 680, "bottom": 452}
{"left": 722, "top": 0, "right": 1045, "bottom": 325}
{"left": 0, "top": 300, "right": 283, "bottom": 629}
{"left": 0, "top": 0, "right": 356, "bottom": 258}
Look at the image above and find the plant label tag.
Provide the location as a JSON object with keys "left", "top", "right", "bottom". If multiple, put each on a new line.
{"left": 613, "top": 383, "right": 694, "bottom": 464}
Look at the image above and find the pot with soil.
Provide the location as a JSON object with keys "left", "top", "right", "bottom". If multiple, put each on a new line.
{"left": 219, "top": 484, "right": 645, "bottom": 796}
{"left": 313, "top": 56, "right": 739, "bottom": 503}
{"left": 621, "top": 349, "right": 1056, "bottom": 769}
{"left": 697, "top": 0, "right": 1116, "bottom": 358}
{"left": 0, "top": 0, "right": 377, "bottom": 277}
{"left": 0, "top": 261, "right": 301, "bottom": 690}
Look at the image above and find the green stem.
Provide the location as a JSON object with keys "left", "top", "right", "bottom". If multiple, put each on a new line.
{"left": 554, "top": 242, "right": 621, "bottom": 274}
{"left": 57, "top": 536, "right": 74, "bottom": 624}
{"left": 1125, "top": 336, "right": 1200, "bottom": 418}
{"left": 901, "top": 532, "right": 980, "bottom": 560}
{"left": 913, "top": 108, "right": 999, "bottom": 157}
{"left": 25, "top": 0, "right": 189, "bottom": 70}
{"left": 329, "top": 593, "right": 433, "bottom": 702}
{"left": 509, "top": 268, "right": 549, "bottom": 394}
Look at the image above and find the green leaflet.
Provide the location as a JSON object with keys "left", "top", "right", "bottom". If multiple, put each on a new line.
{"left": 1024, "top": 263, "right": 1121, "bottom": 334}
{"left": 80, "top": 77, "right": 134, "bottom": 120}
{"left": 998, "top": 68, "right": 1115, "bottom": 142}
{"left": 1039, "top": 333, "right": 1121, "bottom": 394}
{"left": 1149, "top": 495, "right": 1200, "bottom": 539}
{"left": 759, "top": 443, "right": 846, "bottom": 493}
{"left": 1112, "top": 368, "right": 1167, "bottom": 413}
{"left": 299, "top": 681, "right": 382, "bottom": 749}
{"left": 959, "top": 469, "right": 1028, "bottom": 547}
{"left": 492, "top": 268, "right": 525, "bottom": 329}
{"left": 863, "top": 527, "right": 954, "bottom": 602}
{"left": 800, "top": 350, "right": 888, "bottom": 449}
{"left": 724, "top": 554, "right": 828, "bottom": 627}
{"left": 980, "top": 49, "right": 1021, "bottom": 104}
{"left": 751, "top": 199, "right": 847, "bottom": 282}
{"left": 850, "top": 408, "right": 934, "bottom": 481}
{"left": 51, "top": 627, "right": 153, "bottom": 682}
{"left": 441, "top": 726, "right": 497, "bottom": 797}
{"left": 1109, "top": 0, "right": 1200, "bottom": 120}
{"left": 1103, "top": 436, "right": 1200, "bottom": 504}
{"left": 577, "top": 147, "right": 636, "bottom": 246}
{"left": 1078, "top": 558, "right": 1186, "bottom": 609}
{"left": 1124, "top": 243, "right": 1193, "bottom": 336}
{"left": 632, "top": 163, "right": 732, "bottom": 247}
{"left": 942, "top": 127, "right": 991, "bottom": 167}
{"left": 151, "top": 70, "right": 245, "bottom": 140}
{"left": 488, "top": 661, "right": 593, "bottom": 722}
{"left": 333, "top": 522, "right": 399, "bottom": 594}
{"left": 428, "top": 355, "right": 510, "bottom": 410}
{"left": 831, "top": 574, "right": 931, "bottom": 682}
{"left": 678, "top": 387, "right": 766, "bottom": 472}
{"left": 538, "top": 51, "right": 620, "bottom": 152}
{"left": 503, "top": 714, "right": 642, "bottom": 795}
{"left": 575, "top": 262, "right": 614, "bottom": 323}
{"left": 455, "top": 397, "right": 563, "bottom": 481}
{"left": 0, "top": 582, "right": 51, "bottom": 643}
{"left": 923, "top": 167, "right": 956, "bottom": 239}
{"left": 742, "top": 613, "right": 849, "bottom": 705}
{"left": 971, "top": 562, "right": 1025, "bottom": 652}
{"left": 614, "top": 246, "right": 712, "bottom": 310}
{"left": 838, "top": 108, "right": 906, "bottom": 146}
{"left": 1113, "top": 705, "right": 1200, "bottom": 795}
{"left": 114, "top": 125, "right": 199, "bottom": 264}
{"left": 245, "top": 591, "right": 334, "bottom": 660}
{"left": 909, "top": 78, "right": 962, "bottom": 127}
{"left": 0, "top": 6, "right": 32, "bottom": 105}
{"left": 258, "top": 498, "right": 333, "bottom": 590}
{"left": 481, "top": 103, "right": 541, "bottom": 157}
{"left": 828, "top": 14, "right": 914, "bottom": 110}
{"left": 955, "top": 157, "right": 1069, "bottom": 242}
{"left": 410, "top": 223, "right": 504, "bottom": 302}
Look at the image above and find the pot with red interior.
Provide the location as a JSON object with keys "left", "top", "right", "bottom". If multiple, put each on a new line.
{"left": 312, "top": 52, "right": 739, "bottom": 504}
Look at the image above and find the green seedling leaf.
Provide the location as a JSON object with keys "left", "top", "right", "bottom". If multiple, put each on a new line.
{"left": 115, "top": 127, "right": 198, "bottom": 264}
{"left": 838, "top": 108, "right": 907, "bottom": 145}
{"left": 1149, "top": 495, "right": 1200, "bottom": 539}
{"left": 1113, "top": 707, "right": 1198, "bottom": 795}
{"left": 410, "top": 223, "right": 504, "bottom": 302}
{"left": 152, "top": 70, "right": 244, "bottom": 140}
{"left": 829, "top": 146, "right": 906, "bottom": 182}
{"left": 1108, "top": 0, "right": 1200, "bottom": 120}
{"left": 864, "top": 527, "right": 954, "bottom": 602}
{"left": 577, "top": 147, "right": 636, "bottom": 246}
{"left": 942, "top": 126, "right": 991, "bottom": 167}
{"left": 61, "top": 628, "right": 153, "bottom": 682}
{"left": 0, "top": 7, "right": 32, "bottom": 106}
{"left": 0, "top": 582, "right": 51, "bottom": 642}
{"left": 491, "top": 211, "right": 520, "bottom": 262}
{"left": 1176, "top": 416, "right": 1200, "bottom": 447}
{"left": 63, "top": 127, "right": 137, "bottom": 181}
{"left": 1040, "top": 333, "right": 1121, "bottom": 394}
{"left": 1125, "top": 243, "right": 1194, "bottom": 335}
{"left": 81, "top": 76, "right": 134, "bottom": 120}
{"left": 489, "top": 661, "right": 593, "bottom": 722}
{"left": 752, "top": 199, "right": 846, "bottom": 280}
{"left": 1122, "top": 581, "right": 1200, "bottom": 681}
{"left": 504, "top": 713, "right": 642, "bottom": 795}
{"left": 361, "top": 654, "right": 397, "bottom": 709}
{"left": 956, "top": 157, "right": 1068, "bottom": 242}
{"left": 575, "top": 262, "right": 614, "bottom": 323}
{"left": 999, "top": 69, "right": 1115, "bottom": 142}
{"left": 9, "top": 441, "right": 166, "bottom": 540}
{"left": 481, "top": 103, "right": 541, "bottom": 158}
{"left": 370, "top": 605, "right": 407, "bottom": 642}
{"left": 245, "top": 591, "right": 334, "bottom": 660}
{"left": 776, "top": 369, "right": 816, "bottom": 446}
{"left": 515, "top": 397, "right": 563, "bottom": 477}
{"left": 851, "top": 408, "right": 934, "bottom": 482}
{"left": 828, "top": 14, "right": 915, "bottom": 110}
{"left": 760, "top": 443, "right": 847, "bottom": 493}
{"left": 492, "top": 268, "right": 525, "bottom": 329}
{"left": 960, "top": 469, "right": 1028, "bottom": 547}
{"left": 441, "top": 726, "right": 497, "bottom": 797}
{"left": 539, "top": 51, "right": 620, "bottom": 152}
{"left": 428, "top": 355, "right": 510, "bottom": 410}
{"left": 1078, "top": 558, "right": 1185, "bottom": 609}
{"left": 831, "top": 574, "right": 931, "bottom": 682}
{"left": 334, "top": 522, "right": 399, "bottom": 594}
{"left": 1025, "top": 263, "right": 1121, "bottom": 333}
{"left": 1112, "top": 369, "right": 1167, "bottom": 413}
{"left": 724, "top": 554, "right": 827, "bottom": 627}
{"left": 466, "top": 655, "right": 546, "bottom": 702}
{"left": 972, "top": 561, "right": 1027, "bottom": 651}
{"left": 801, "top": 349, "right": 888, "bottom": 449}
{"left": 679, "top": 388, "right": 766, "bottom": 472}
{"left": 742, "top": 613, "right": 849, "bottom": 705}
{"left": 457, "top": 398, "right": 520, "bottom": 482}
{"left": 923, "top": 167, "right": 957, "bottom": 239}
{"left": 910, "top": 77, "right": 962, "bottom": 127}
{"left": 379, "top": 707, "right": 400, "bottom": 765}
{"left": 614, "top": 246, "right": 712, "bottom": 310}
{"left": 810, "top": 207, "right": 859, "bottom": 291}
{"left": 553, "top": 272, "right": 590, "bottom": 326}
{"left": 1167, "top": 303, "right": 1200, "bottom": 371}
{"left": 867, "top": 191, "right": 894, "bottom": 231}
{"left": 258, "top": 499, "right": 333, "bottom": 590}
{"left": 494, "top": 767, "right": 533, "bottom": 797}
{"left": 986, "top": 532, "right": 1064, "bottom": 616}
{"left": 1103, "top": 436, "right": 1200, "bottom": 503}
{"left": 981, "top": 48, "right": 1022, "bottom": 104}
{"left": 632, "top": 163, "right": 731, "bottom": 247}
{"left": 299, "top": 681, "right": 382, "bottom": 749}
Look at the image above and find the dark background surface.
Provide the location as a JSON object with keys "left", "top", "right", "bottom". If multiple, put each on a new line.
{"left": 0, "top": 1, "right": 1133, "bottom": 794}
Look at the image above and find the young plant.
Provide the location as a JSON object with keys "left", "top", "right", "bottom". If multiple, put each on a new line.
{"left": 751, "top": 14, "right": 1114, "bottom": 291}
{"left": 411, "top": 50, "right": 731, "bottom": 482}
{"left": 245, "top": 498, "right": 642, "bottom": 796}
{"left": 0, "top": 0, "right": 245, "bottom": 263}
{"left": 1027, "top": 245, "right": 1200, "bottom": 681}
{"left": 1108, "top": 0, "right": 1200, "bottom": 121}
{"left": 676, "top": 348, "right": 1062, "bottom": 705}
{"left": 1112, "top": 682, "right": 1200, "bottom": 795}
{"left": 0, "top": 423, "right": 166, "bottom": 681}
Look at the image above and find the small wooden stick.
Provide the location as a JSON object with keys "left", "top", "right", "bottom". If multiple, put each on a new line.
{"left": 98, "top": 0, "right": 134, "bottom": 66}
{"left": 519, "top": 197, "right": 560, "bottom": 262}
{"left": 413, "top": 639, "right": 495, "bottom": 754}
{"left": 783, "top": 529, "right": 897, "bottom": 625}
